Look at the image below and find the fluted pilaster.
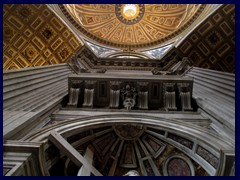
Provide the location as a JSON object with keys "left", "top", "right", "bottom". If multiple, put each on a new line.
{"left": 3, "top": 64, "right": 74, "bottom": 139}
{"left": 185, "top": 67, "right": 235, "bottom": 138}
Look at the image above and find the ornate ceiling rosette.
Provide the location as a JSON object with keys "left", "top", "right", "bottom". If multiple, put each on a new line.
{"left": 60, "top": 4, "right": 206, "bottom": 49}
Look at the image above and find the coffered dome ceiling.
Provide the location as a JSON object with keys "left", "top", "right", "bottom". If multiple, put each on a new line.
{"left": 60, "top": 4, "right": 206, "bottom": 49}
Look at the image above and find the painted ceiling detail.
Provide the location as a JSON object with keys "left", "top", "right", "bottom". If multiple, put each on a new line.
{"left": 3, "top": 4, "right": 82, "bottom": 71}
{"left": 60, "top": 4, "right": 206, "bottom": 49}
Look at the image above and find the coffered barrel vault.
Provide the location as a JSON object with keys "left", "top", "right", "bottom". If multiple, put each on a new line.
{"left": 3, "top": 4, "right": 82, "bottom": 70}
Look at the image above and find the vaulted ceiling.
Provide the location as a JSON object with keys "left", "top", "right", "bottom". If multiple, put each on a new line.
{"left": 3, "top": 4, "right": 235, "bottom": 73}
{"left": 61, "top": 4, "right": 205, "bottom": 49}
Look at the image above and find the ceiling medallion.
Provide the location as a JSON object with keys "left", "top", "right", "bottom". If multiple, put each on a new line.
{"left": 115, "top": 4, "right": 145, "bottom": 25}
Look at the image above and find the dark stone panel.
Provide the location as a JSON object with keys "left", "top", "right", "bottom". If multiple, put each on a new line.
{"left": 123, "top": 144, "right": 133, "bottom": 164}
{"left": 223, "top": 155, "right": 235, "bottom": 176}
{"left": 167, "top": 158, "right": 191, "bottom": 176}
{"left": 114, "top": 124, "right": 144, "bottom": 140}
{"left": 136, "top": 140, "right": 146, "bottom": 158}
{"left": 192, "top": 160, "right": 209, "bottom": 176}
{"left": 98, "top": 81, "right": 107, "bottom": 98}
{"left": 96, "top": 81, "right": 109, "bottom": 107}
{"left": 49, "top": 157, "right": 66, "bottom": 176}
{"left": 149, "top": 82, "right": 162, "bottom": 109}
{"left": 168, "top": 133, "right": 193, "bottom": 149}
{"left": 145, "top": 136, "right": 161, "bottom": 152}
{"left": 147, "top": 127, "right": 165, "bottom": 136}
{"left": 67, "top": 130, "right": 91, "bottom": 144}
{"left": 45, "top": 142, "right": 60, "bottom": 161}
{"left": 95, "top": 133, "right": 116, "bottom": 152}
{"left": 143, "top": 159, "right": 155, "bottom": 176}
{"left": 112, "top": 140, "right": 121, "bottom": 157}
{"left": 76, "top": 142, "right": 89, "bottom": 152}
{"left": 101, "top": 158, "right": 114, "bottom": 176}
{"left": 92, "top": 126, "right": 112, "bottom": 133}
{"left": 119, "top": 142, "right": 137, "bottom": 168}
{"left": 65, "top": 158, "right": 79, "bottom": 176}
{"left": 196, "top": 145, "right": 219, "bottom": 169}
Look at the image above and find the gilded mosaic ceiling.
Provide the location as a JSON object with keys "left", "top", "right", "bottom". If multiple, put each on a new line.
{"left": 3, "top": 4, "right": 82, "bottom": 71}
{"left": 61, "top": 4, "right": 206, "bottom": 49}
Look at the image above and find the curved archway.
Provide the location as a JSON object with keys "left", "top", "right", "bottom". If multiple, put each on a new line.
{"left": 23, "top": 114, "right": 232, "bottom": 176}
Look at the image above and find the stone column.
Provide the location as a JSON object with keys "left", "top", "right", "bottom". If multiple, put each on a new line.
{"left": 109, "top": 81, "right": 122, "bottom": 108}
{"left": 82, "top": 80, "right": 96, "bottom": 107}
{"left": 137, "top": 82, "right": 149, "bottom": 110}
{"left": 177, "top": 83, "right": 193, "bottom": 111}
{"left": 163, "top": 83, "right": 177, "bottom": 111}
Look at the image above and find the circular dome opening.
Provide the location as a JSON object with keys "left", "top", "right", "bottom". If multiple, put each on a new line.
{"left": 123, "top": 4, "right": 137, "bottom": 18}
{"left": 120, "top": 4, "right": 140, "bottom": 20}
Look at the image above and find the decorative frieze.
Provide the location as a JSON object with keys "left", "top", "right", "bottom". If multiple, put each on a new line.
{"left": 68, "top": 74, "right": 193, "bottom": 110}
